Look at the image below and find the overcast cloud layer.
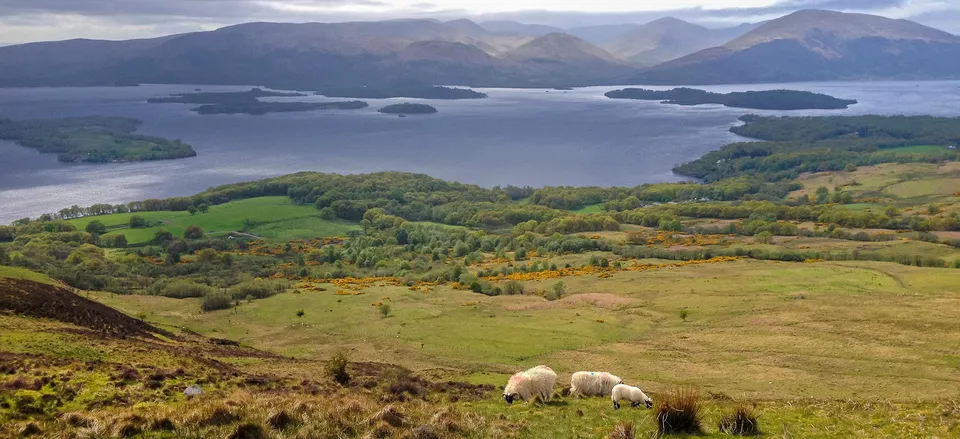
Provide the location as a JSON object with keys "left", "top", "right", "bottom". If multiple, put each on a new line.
{"left": 0, "top": 0, "right": 957, "bottom": 44}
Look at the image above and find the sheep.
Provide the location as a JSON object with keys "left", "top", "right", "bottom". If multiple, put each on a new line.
{"left": 611, "top": 384, "right": 653, "bottom": 409}
{"left": 569, "top": 371, "right": 623, "bottom": 398}
{"left": 503, "top": 365, "right": 557, "bottom": 404}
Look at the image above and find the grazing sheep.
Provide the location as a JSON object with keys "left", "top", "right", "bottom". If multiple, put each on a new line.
{"left": 569, "top": 371, "right": 623, "bottom": 397}
{"left": 611, "top": 384, "right": 653, "bottom": 409}
{"left": 503, "top": 365, "right": 558, "bottom": 404}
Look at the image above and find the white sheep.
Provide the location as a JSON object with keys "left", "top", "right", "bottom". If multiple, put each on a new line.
{"left": 569, "top": 371, "right": 623, "bottom": 398}
{"left": 611, "top": 384, "right": 653, "bottom": 409}
{"left": 503, "top": 365, "right": 558, "bottom": 404}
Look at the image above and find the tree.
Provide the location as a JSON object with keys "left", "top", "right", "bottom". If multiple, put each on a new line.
{"left": 319, "top": 207, "right": 336, "bottom": 220}
{"left": 198, "top": 203, "right": 210, "bottom": 213}
{"left": 129, "top": 215, "right": 148, "bottom": 228}
{"left": 187, "top": 205, "right": 198, "bottom": 215}
{"left": 154, "top": 229, "right": 174, "bottom": 244}
{"left": 85, "top": 220, "right": 107, "bottom": 235}
{"left": 184, "top": 225, "right": 204, "bottom": 240}
{"left": 504, "top": 280, "right": 524, "bottom": 295}
{"left": 815, "top": 187, "right": 830, "bottom": 205}
{"left": 546, "top": 280, "right": 566, "bottom": 301}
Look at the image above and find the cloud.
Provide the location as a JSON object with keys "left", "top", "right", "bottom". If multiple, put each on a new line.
{"left": 0, "top": 0, "right": 388, "bottom": 18}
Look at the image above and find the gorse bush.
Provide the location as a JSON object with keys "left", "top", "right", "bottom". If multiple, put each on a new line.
{"left": 656, "top": 387, "right": 703, "bottom": 435}
{"left": 718, "top": 404, "right": 761, "bottom": 436}
{"left": 327, "top": 352, "right": 350, "bottom": 385}
{"left": 201, "top": 292, "right": 232, "bottom": 312}
{"left": 378, "top": 304, "right": 391, "bottom": 318}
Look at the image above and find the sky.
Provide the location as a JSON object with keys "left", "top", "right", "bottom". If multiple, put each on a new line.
{"left": 0, "top": 0, "right": 958, "bottom": 45}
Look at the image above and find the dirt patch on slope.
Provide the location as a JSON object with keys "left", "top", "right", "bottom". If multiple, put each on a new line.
{"left": 0, "top": 278, "right": 171, "bottom": 339}
{"left": 507, "top": 293, "right": 639, "bottom": 311}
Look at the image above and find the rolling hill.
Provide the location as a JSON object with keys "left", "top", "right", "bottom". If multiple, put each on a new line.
{"left": 642, "top": 9, "right": 960, "bottom": 84}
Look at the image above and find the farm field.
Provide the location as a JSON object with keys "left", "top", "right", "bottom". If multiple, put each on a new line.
{"left": 68, "top": 196, "right": 360, "bottom": 244}
{"left": 789, "top": 162, "right": 960, "bottom": 213}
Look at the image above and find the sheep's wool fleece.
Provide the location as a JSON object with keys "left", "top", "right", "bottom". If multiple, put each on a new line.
{"left": 504, "top": 365, "right": 557, "bottom": 401}
{"left": 612, "top": 384, "right": 651, "bottom": 403}
{"left": 570, "top": 371, "right": 622, "bottom": 397}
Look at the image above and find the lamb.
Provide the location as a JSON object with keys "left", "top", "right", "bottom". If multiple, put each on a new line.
{"left": 569, "top": 371, "right": 623, "bottom": 398}
{"left": 503, "top": 365, "right": 558, "bottom": 404}
{"left": 611, "top": 384, "right": 653, "bottom": 409}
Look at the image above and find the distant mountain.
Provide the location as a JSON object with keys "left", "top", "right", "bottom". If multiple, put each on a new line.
{"left": 0, "top": 19, "right": 591, "bottom": 89}
{"left": 642, "top": 10, "right": 960, "bottom": 84}
{"left": 2, "top": 12, "right": 958, "bottom": 90}
{"left": 603, "top": 18, "right": 754, "bottom": 66}
{"left": 479, "top": 21, "right": 564, "bottom": 37}
{"left": 502, "top": 33, "right": 630, "bottom": 83}
{"left": 564, "top": 18, "right": 756, "bottom": 66}
{"left": 566, "top": 24, "right": 645, "bottom": 46}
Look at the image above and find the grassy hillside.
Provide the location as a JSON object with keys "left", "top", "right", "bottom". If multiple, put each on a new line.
{"left": 0, "top": 266, "right": 55, "bottom": 284}
{"left": 69, "top": 196, "right": 359, "bottom": 244}
{"left": 92, "top": 259, "right": 960, "bottom": 401}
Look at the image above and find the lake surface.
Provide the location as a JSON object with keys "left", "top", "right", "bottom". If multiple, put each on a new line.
{"left": 2, "top": 80, "right": 960, "bottom": 222}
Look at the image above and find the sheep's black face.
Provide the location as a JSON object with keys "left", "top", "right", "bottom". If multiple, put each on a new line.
{"left": 504, "top": 394, "right": 515, "bottom": 404}
{"left": 645, "top": 400, "right": 654, "bottom": 409}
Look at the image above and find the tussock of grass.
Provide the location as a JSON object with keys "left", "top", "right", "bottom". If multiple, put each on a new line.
{"left": 656, "top": 387, "right": 703, "bottom": 436}
{"left": 607, "top": 422, "right": 635, "bottom": 439}
{"left": 719, "top": 404, "right": 761, "bottom": 436}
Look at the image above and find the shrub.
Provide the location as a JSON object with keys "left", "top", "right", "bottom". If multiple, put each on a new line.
{"left": 656, "top": 387, "right": 703, "bottom": 435}
{"left": 379, "top": 304, "right": 392, "bottom": 318}
{"left": 327, "top": 352, "right": 350, "bottom": 385}
{"left": 296, "top": 310, "right": 305, "bottom": 318}
{"left": 129, "top": 215, "right": 148, "bottom": 228}
{"left": 680, "top": 309, "right": 689, "bottom": 322}
{"left": 755, "top": 231, "right": 774, "bottom": 244}
{"left": 201, "top": 292, "right": 232, "bottom": 312}
{"left": 545, "top": 280, "right": 566, "bottom": 301}
{"left": 953, "top": 259, "right": 960, "bottom": 269}
{"left": 184, "top": 225, "right": 204, "bottom": 240}
{"left": 85, "top": 220, "right": 107, "bottom": 235}
{"left": 150, "top": 279, "right": 212, "bottom": 298}
{"left": 503, "top": 280, "right": 524, "bottom": 295}
{"left": 229, "top": 280, "right": 277, "bottom": 300}
{"left": 718, "top": 405, "right": 761, "bottom": 436}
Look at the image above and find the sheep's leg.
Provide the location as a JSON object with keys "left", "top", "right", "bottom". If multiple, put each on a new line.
{"left": 613, "top": 400, "right": 620, "bottom": 410}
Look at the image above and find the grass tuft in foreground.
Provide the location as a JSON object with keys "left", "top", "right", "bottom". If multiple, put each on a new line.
{"left": 656, "top": 387, "right": 704, "bottom": 436}
{"left": 718, "top": 404, "right": 761, "bottom": 436}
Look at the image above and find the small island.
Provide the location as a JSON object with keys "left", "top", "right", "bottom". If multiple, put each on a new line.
{"left": 378, "top": 103, "right": 439, "bottom": 115}
{"left": 321, "top": 85, "right": 486, "bottom": 100}
{"left": 0, "top": 116, "right": 196, "bottom": 163}
{"left": 147, "top": 88, "right": 307, "bottom": 104}
{"left": 605, "top": 87, "right": 858, "bottom": 110}
{"left": 193, "top": 101, "right": 369, "bottom": 115}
